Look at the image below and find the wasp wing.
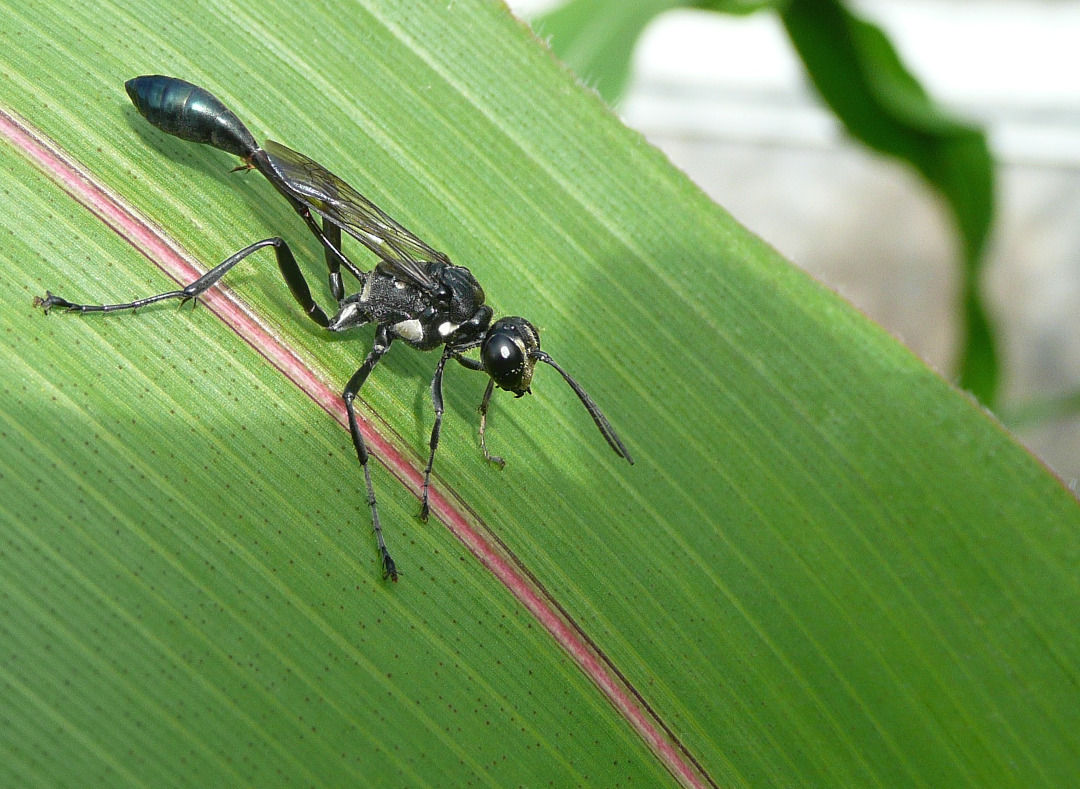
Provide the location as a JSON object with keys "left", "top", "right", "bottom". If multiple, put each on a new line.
{"left": 261, "top": 139, "right": 444, "bottom": 291}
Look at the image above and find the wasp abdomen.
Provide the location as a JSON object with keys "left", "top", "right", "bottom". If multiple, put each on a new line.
{"left": 125, "top": 75, "right": 258, "bottom": 160}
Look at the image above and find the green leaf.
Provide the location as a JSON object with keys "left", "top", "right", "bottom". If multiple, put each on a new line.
{"left": 780, "top": 0, "right": 998, "bottom": 403}
{"left": 2, "top": 0, "right": 1078, "bottom": 787}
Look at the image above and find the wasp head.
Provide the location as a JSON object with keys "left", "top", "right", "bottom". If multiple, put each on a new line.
{"left": 480, "top": 315, "right": 634, "bottom": 464}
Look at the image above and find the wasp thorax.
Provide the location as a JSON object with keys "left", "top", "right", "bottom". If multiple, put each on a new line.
{"left": 435, "top": 264, "right": 486, "bottom": 323}
{"left": 481, "top": 317, "right": 540, "bottom": 394}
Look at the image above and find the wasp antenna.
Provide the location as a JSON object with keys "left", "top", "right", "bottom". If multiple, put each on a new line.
{"left": 533, "top": 351, "right": 633, "bottom": 464}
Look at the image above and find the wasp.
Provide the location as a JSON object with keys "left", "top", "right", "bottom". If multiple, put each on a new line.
{"left": 36, "top": 76, "right": 633, "bottom": 581}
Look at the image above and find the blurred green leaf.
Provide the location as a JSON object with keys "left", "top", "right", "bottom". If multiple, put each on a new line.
{"left": 534, "top": 0, "right": 780, "bottom": 105}
{"left": 1, "top": 0, "right": 1077, "bottom": 786}
{"left": 534, "top": 0, "right": 687, "bottom": 101}
{"left": 780, "top": 0, "right": 997, "bottom": 403}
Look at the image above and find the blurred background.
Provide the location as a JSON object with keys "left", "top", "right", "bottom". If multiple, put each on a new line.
{"left": 511, "top": 0, "right": 1080, "bottom": 486}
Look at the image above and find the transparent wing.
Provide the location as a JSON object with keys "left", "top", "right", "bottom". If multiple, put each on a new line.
{"left": 262, "top": 139, "right": 444, "bottom": 290}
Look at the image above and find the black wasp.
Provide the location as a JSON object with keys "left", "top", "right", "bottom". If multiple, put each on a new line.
{"left": 36, "top": 75, "right": 632, "bottom": 581}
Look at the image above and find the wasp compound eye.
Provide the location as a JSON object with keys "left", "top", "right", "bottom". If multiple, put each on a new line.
{"left": 481, "top": 317, "right": 540, "bottom": 394}
{"left": 482, "top": 330, "right": 529, "bottom": 393}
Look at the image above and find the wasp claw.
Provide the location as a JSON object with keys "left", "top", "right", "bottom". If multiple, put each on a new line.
{"left": 34, "top": 291, "right": 62, "bottom": 313}
{"left": 381, "top": 549, "right": 398, "bottom": 582}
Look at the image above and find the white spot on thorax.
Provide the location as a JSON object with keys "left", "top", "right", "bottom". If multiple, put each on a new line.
{"left": 392, "top": 319, "right": 424, "bottom": 342}
{"left": 438, "top": 321, "right": 458, "bottom": 337}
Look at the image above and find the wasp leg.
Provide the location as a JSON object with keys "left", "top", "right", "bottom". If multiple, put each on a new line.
{"left": 452, "top": 356, "right": 506, "bottom": 469}
{"left": 35, "top": 238, "right": 330, "bottom": 326}
{"left": 419, "top": 347, "right": 454, "bottom": 521}
{"left": 454, "top": 355, "right": 483, "bottom": 372}
{"left": 292, "top": 205, "right": 366, "bottom": 285}
{"left": 343, "top": 324, "right": 398, "bottom": 581}
{"left": 322, "top": 218, "right": 344, "bottom": 302}
{"left": 477, "top": 378, "right": 506, "bottom": 469}
{"left": 269, "top": 238, "right": 332, "bottom": 328}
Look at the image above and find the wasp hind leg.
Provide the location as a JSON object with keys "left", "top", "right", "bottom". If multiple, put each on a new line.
{"left": 36, "top": 237, "right": 332, "bottom": 329}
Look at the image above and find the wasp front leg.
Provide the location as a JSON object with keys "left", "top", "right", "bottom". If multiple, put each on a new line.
{"left": 419, "top": 347, "right": 455, "bottom": 521}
